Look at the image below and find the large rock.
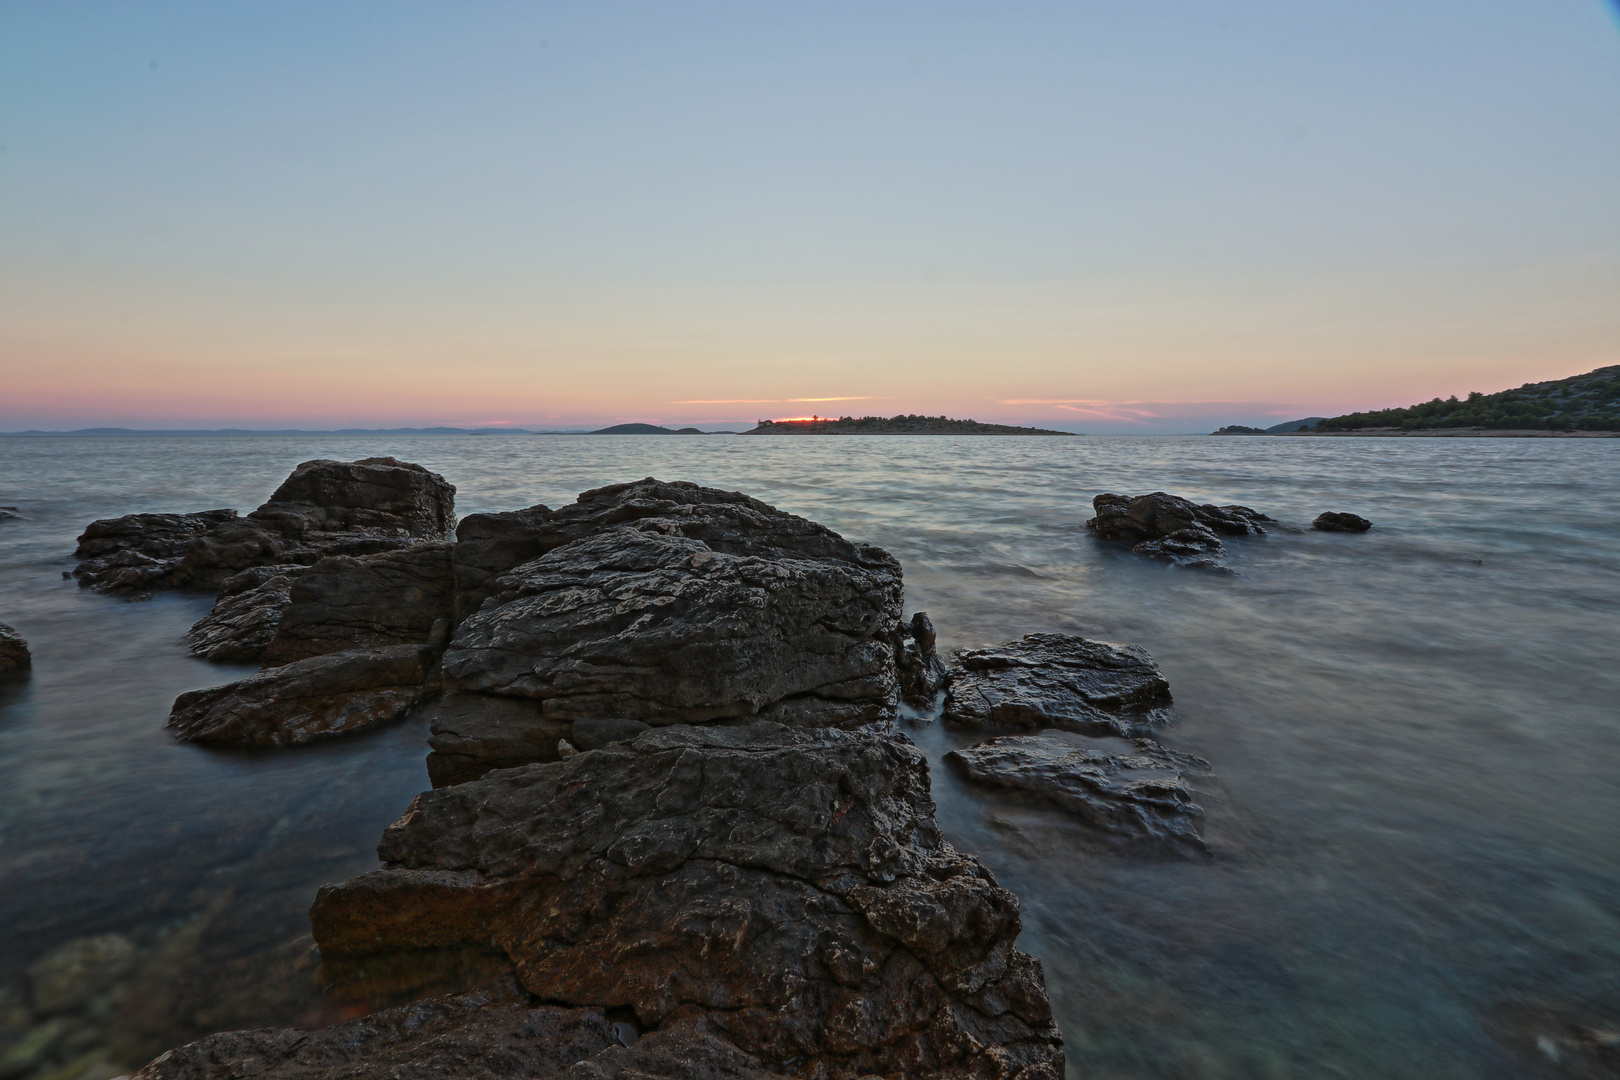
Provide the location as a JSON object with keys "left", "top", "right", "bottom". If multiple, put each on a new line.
{"left": 433, "top": 480, "right": 904, "bottom": 782}
{"left": 182, "top": 565, "right": 308, "bottom": 663}
{"left": 311, "top": 722, "right": 1063, "bottom": 1080}
{"left": 942, "top": 633, "right": 1173, "bottom": 737}
{"left": 1313, "top": 511, "right": 1372, "bottom": 533}
{"left": 0, "top": 621, "right": 30, "bottom": 675}
{"left": 1086, "top": 492, "right": 1269, "bottom": 569}
{"left": 134, "top": 990, "right": 793, "bottom": 1080}
{"left": 261, "top": 542, "right": 454, "bottom": 665}
{"left": 246, "top": 457, "right": 457, "bottom": 540}
{"left": 74, "top": 459, "right": 456, "bottom": 594}
{"left": 946, "top": 734, "right": 1208, "bottom": 850}
{"left": 166, "top": 644, "right": 439, "bottom": 747}
{"left": 72, "top": 510, "right": 240, "bottom": 593}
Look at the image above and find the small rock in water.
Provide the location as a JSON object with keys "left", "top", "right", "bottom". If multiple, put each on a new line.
{"left": 27, "top": 935, "right": 136, "bottom": 1014}
{"left": 1313, "top": 511, "right": 1373, "bottom": 533}
{"left": 1086, "top": 491, "right": 1270, "bottom": 569}
{"left": 0, "top": 505, "right": 25, "bottom": 520}
{"left": 0, "top": 622, "right": 30, "bottom": 675}
{"left": 944, "top": 632, "right": 1174, "bottom": 737}
{"left": 947, "top": 733, "right": 1209, "bottom": 850}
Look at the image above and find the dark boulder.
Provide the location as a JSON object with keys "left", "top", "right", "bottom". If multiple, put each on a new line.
{"left": 434, "top": 480, "right": 904, "bottom": 781}
{"left": 943, "top": 633, "right": 1173, "bottom": 737}
{"left": 894, "top": 611, "right": 948, "bottom": 708}
{"left": 1313, "top": 511, "right": 1373, "bottom": 533}
{"left": 182, "top": 564, "right": 308, "bottom": 663}
{"left": 947, "top": 733, "right": 1208, "bottom": 850}
{"left": 167, "top": 644, "right": 439, "bottom": 747}
{"left": 133, "top": 990, "right": 796, "bottom": 1080}
{"left": 261, "top": 542, "right": 454, "bottom": 665}
{"left": 1086, "top": 492, "right": 1269, "bottom": 569}
{"left": 310, "top": 722, "right": 1063, "bottom": 1080}
{"left": 72, "top": 510, "right": 239, "bottom": 593}
{"left": 247, "top": 457, "right": 457, "bottom": 540}
{"left": 0, "top": 621, "right": 30, "bottom": 675}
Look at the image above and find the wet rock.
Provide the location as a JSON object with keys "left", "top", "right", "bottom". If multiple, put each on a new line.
{"left": 0, "top": 622, "right": 30, "bottom": 675}
{"left": 895, "top": 611, "right": 947, "bottom": 707}
{"left": 134, "top": 990, "right": 797, "bottom": 1080}
{"left": 943, "top": 633, "right": 1174, "bottom": 737}
{"left": 1086, "top": 492, "right": 1269, "bottom": 569}
{"left": 72, "top": 511, "right": 239, "bottom": 593}
{"left": 1313, "top": 511, "right": 1373, "bottom": 533}
{"left": 425, "top": 692, "right": 573, "bottom": 788}
{"left": 167, "top": 645, "right": 437, "bottom": 747}
{"left": 570, "top": 717, "right": 651, "bottom": 751}
{"left": 450, "top": 505, "right": 559, "bottom": 624}
{"left": 261, "top": 542, "right": 454, "bottom": 665}
{"left": 310, "top": 722, "right": 1063, "bottom": 1079}
{"left": 27, "top": 936, "right": 136, "bottom": 1015}
{"left": 246, "top": 457, "right": 457, "bottom": 540}
{"left": 182, "top": 565, "right": 308, "bottom": 663}
{"left": 0, "top": 506, "right": 24, "bottom": 521}
{"left": 947, "top": 734, "right": 1208, "bottom": 850}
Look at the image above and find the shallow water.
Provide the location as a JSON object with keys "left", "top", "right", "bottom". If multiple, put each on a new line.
{"left": 1, "top": 434, "right": 1617, "bottom": 1078}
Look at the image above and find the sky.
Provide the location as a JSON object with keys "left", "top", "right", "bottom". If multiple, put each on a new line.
{"left": 2, "top": 1, "right": 1618, "bottom": 433}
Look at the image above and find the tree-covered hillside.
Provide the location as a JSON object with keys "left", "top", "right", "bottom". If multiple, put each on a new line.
{"left": 1317, "top": 365, "right": 1620, "bottom": 431}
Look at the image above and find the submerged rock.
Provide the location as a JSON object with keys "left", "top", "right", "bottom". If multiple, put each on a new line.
{"left": 0, "top": 621, "right": 30, "bottom": 675}
{"left": 943, "top": 633, "right": 1174, "bottom": 737}
{"left": 433, "top": 480, "right": 904, "bottom": 782}
{"left": 947, "top": 734, "right": 1208, "bottom": 850}
{"left": 1086, "top": 492, "right": 1269, "bottom": 569}
{"left": 28, "top": 935, "right": 137, "bottom": 1014}
{"left": 167, "top": 644, "right": 439, "bottom": 747}
{"left": 1313, "top": 511, "right": 1373, "bottom": 533}
{"left": 311, "top": 722, "right": 1063, "bottom": 1079}
{"left": 134, "top": 991, "right": 796, "bottom": 1080}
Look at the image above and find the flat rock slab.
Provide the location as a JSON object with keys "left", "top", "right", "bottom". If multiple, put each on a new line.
{"left": 167, "top": 645, "right": 435, "bottom": 747}
{"left": 943, "top": 633, "right": 1173, "bottom": 736}
{"left": 947, "top": 734, "right": 1208, "bottom": 850}
{"left": 135, "top": 991, "right": 793, "bottom": 1080}
{"left": 311, "top": 721, "right": 1063, "bottom": 1079}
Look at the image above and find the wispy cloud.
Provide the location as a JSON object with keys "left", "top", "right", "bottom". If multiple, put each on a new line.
{"left": 1001, "top": 398, "right": 1166, "bottom": 423}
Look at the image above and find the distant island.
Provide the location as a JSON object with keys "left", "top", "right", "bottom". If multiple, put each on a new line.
{"left": 590, "top": 423, "right": 711, "bottom": 434}
{"left": 1213, "top": 418, "right": 1326, "bottom": 435}
{"left": 745, "top": 414, "right": 1077, "bottom": 436}
{"left": 1298, "top": 365, "right": 1620, "bottom": 435}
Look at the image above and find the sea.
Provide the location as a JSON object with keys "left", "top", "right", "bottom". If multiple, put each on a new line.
{"left": 1, "top": 434, "right": 1616, "bottom": 1079}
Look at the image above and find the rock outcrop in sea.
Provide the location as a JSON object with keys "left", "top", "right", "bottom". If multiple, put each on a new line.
{"left": 1312, "top": 511, "right": 1373, "bottom": 533}
{"left": 1085, "top": 491, "right": 1270, "bottom": 570}
{"left": 0, "top": 621, "right": 30, "bottom": 675}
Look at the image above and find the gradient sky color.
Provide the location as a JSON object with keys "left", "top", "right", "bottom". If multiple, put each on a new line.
{"left": 3, "top": 1, "right": 1618, "bottom": 432}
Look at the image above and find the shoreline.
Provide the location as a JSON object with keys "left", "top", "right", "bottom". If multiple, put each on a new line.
{"left": 1280, "top": 427, "right": 1619, "bottom": 439}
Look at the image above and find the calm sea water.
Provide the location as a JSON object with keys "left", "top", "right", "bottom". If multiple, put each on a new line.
{"left": 1, "top": 434, "right": 1617, "bottom": 1078}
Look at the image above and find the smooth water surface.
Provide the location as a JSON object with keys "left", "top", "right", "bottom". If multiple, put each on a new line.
{"left": 1, "top": 434, "right": 1617, "bottom": 1078}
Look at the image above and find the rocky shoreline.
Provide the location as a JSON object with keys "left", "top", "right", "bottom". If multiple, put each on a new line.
{"left": 8, "top": 460, "right": 1256, "bottom": 1079}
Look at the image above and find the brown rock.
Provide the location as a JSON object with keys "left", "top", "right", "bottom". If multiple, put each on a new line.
{"left": 183, "top": 565, "right": 308, "bottom": 663}
{"left": 247, "top": 457, "right": 456, "bottom": 540}
{"left": 72, "top": 510, "right": 239, "bottom": 593}
{"left": 261, "top": 542, "right": 454, "bottom": 665}
{"left": 310, "top": 722, "right": 1063, "bottom": 1079}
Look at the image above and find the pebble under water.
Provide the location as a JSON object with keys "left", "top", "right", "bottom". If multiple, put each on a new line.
{"left": 1, "top": 433, "right": 1617, "bottom": 1080}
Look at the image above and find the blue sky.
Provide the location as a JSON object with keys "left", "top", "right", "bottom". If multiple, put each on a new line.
{"left": 3, "top": 2, "right": 1617, "bottom": 431}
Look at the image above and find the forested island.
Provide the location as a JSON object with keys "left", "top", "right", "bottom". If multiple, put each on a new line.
{"left": 746, "top": 414, "right": 1077, "bottom": 435}
{"left": 1307, "top": 365, "right": 1620, "bottom": 433}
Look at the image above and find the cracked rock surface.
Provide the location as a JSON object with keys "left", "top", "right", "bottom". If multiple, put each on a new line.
{"left": 310, "top": 722, "right": 1063, "bottom": 1080}
{"left": 942, "top": 633, "right": 1173, "bottom": 737}
{"left": 182, "top": 564, "right": 309, "bottom": 662}
{"left": 134, "top": 990, "right": 792, "bottom": 1080}
{"left": 432, "top": 479, "right": 904, "bottom": 782}
{"left": 261, "top": 541, "right": 454, "bottom": 665}
{"left": 947, "top": 734, "right": 1209, "bottom": 850}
